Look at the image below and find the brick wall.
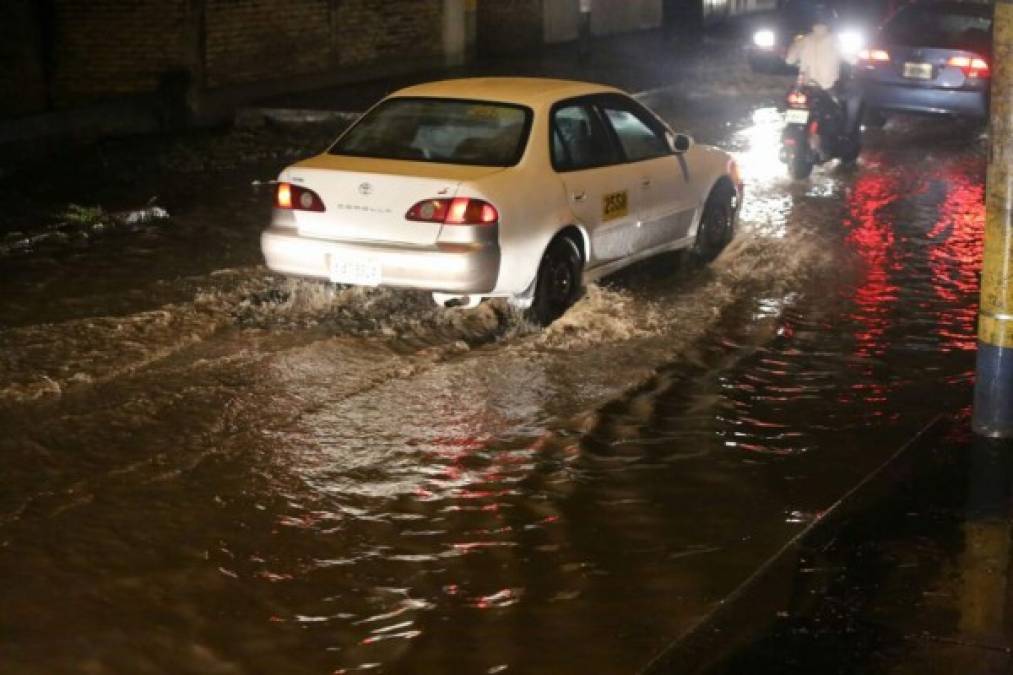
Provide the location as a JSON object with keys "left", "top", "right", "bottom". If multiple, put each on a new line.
{"left": 51, "top": 0, "right": 189, "bottom": 105}
{"left": 333, "top": 0, "right": 444, "bottom": 67}
{"left": 0, "top": 1, "right": 49, "bottom": 118}
{"left": 204, "top": 0, "right": 332, "bottom": 88}
{"left": 204, "top": 0, "right": 444, "bottom": 87}
{"left": 1, "top": 0, "right": 449, "bottom": 116}
{"left": 4, "top": 0, "right": 670, "bottom": 121}
{"left": 476, "top": 0, "right": 544, "bottom": 55}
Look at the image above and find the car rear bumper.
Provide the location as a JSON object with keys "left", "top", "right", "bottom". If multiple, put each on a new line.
{"left": 261, "top": 228, "right": 501, "bottom": 294}
{"left": 861, "top": 81, "right": 988, "bottom": 119}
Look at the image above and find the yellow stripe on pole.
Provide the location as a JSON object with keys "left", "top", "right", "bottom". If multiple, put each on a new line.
{"left": 978, "top": 0, "right": 1013, "bottom": 349}
{"left": 979, "top": 313, "right": 1013, "bottom": 349}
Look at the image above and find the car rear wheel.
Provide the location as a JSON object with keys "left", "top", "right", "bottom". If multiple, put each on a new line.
{"left": 692, "top": 184, "right": 736, "bottom": 263}
{"left": 528, "top": 236, "right": 583, "bottom": 326}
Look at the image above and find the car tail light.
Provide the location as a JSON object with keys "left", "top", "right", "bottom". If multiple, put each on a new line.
{"left": 858, "top": 48, "right": 890, "bottom": 64}
{"left": 275, "top": 182, "right": 326, "bottom": 212}
{"left": 948, "top": 55, "right": 989, "bottom": 78}
{"left": 406, "top": 197, "right": 499, "bottom": 225}
{"left": 787, "top": 90, "right": 808, "bottom": 107}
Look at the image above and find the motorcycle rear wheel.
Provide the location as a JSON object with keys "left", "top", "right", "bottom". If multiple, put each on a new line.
{"left": 789, "top": 151, "right": 814, "bottom": 179}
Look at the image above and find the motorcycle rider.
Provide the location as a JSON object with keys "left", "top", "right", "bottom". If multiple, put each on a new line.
{"left": 785, "top": 6, "right": 862, "bottom": 146}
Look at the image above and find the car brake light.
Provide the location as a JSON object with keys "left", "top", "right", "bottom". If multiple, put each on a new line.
{"left": 406, "top": 197, "right": 498, "bottom": 225}
{"left": 858, "top": 48, "right": 890, "bottom": 63}
{"left": 948, "top": 55, "right": 989, "bottom": 78}
{"left": 275, "top": 182, "right": 326, "bottom": 212}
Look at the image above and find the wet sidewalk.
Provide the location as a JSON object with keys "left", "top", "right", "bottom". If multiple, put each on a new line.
{"left": 645, "top": 409, "right": 1013, "bottom": 674}
{"left": 238, "top": 24, "right": 757, "bottom": 123}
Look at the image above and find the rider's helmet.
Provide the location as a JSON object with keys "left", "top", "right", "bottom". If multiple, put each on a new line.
{"left": 809, "top": 3, "right": 839, "bottom": 29}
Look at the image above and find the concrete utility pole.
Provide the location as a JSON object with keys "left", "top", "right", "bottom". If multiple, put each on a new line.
{"left": 973, "top": 0, "right": 1013, "bottom": 436}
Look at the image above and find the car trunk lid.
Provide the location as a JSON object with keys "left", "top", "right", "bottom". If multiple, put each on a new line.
{"left": 283, "top": 155, "right": 505, "bottom": 246}
{"left": 870, "top": 46, "right": 990, "bottom": 89}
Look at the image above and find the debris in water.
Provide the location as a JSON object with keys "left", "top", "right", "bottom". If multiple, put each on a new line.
{"left": 120, "top": 205, "right": 170, "bottom": 224}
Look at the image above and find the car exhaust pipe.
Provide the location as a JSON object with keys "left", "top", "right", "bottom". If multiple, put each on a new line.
{"left": 432, "top": 293, "right": 482, "bottom": 309}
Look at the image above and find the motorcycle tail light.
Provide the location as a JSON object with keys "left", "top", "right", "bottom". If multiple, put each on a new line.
{"left": 275, "top": 182, "right": 326, "bottom": 212}
{"left": 406, "top": 197, "right": 498, "bottom": 225}
{"left": 948, "top": 55, "right": 989, "bottom": 78}
{"left": 787, "top": 91, "right": 808, "bottom": 107}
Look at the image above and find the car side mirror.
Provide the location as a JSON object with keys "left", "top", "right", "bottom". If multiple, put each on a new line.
{"left": 669, "top": 132, "right": 693, "bottom": 153}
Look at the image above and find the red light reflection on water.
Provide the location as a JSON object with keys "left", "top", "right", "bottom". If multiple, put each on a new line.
{"left": 844, "top": 167, "right": 900, "bottom": 365}
{"left": 844, "top": 156, "right": 984, "bottom": 400}
{"left": 925, "top": 166, "right": 983, "bottom": 352}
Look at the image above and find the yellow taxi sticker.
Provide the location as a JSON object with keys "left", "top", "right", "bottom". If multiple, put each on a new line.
{"left": 602, "top": 190, "right": 629, "bottom": 221}
{"left": 466, "top": 105, "right": 499, "bottom": 120}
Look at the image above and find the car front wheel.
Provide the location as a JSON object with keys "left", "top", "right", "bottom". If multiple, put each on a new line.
{"left": 692, "top": 185, "right": 736, "bottom": 262}
{"left": 528, "top": 236, "right": 583, "bottom": 326}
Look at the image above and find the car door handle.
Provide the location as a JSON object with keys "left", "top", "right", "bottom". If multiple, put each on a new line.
{"left": 572, "top": 191, "right": 587, "bottom": 202}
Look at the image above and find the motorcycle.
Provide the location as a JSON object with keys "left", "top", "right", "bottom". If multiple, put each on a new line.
{"left": 780, "top": 82, "right": 861, "bottom": 179}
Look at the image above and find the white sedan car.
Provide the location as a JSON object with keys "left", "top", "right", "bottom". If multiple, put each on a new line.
{"left": 261, "top": 78, "right": 742, "bottom": 324}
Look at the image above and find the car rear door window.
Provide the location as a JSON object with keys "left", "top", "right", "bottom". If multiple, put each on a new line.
{"left": 330, "top": 97, "right": 532, "bottom": 166}
{"left": 551, "top": 103, "right": 618, "bottom": 172}
{"left": 598, "top": 98, "right": 671, "bottom": 164}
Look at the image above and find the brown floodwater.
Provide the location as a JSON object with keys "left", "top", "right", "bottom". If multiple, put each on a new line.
{"left": 0, "top": 91, "right": 985, "bottom": 673}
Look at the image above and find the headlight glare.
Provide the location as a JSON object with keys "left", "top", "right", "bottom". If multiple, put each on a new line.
{"left": 838, "top": 29, "right": 865, "bottom": 58}
{"left": 753, "top": 29, "right": 776, "bottom": 49}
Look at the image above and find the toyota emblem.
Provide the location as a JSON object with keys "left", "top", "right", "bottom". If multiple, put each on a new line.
{"left": 358, "top": 182, "right": 373, "bottom": 196}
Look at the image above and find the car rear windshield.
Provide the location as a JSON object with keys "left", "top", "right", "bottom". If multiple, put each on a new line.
{"left": 882, "top": 4, "right": 992, "bottom": 51}
{"left": 330, "top": 97, "right": 532, "bottom": 166}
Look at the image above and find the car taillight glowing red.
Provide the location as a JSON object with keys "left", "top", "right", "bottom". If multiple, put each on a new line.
{"left": 277, "top": 182, "right": 292, "bottom": 209}
{"left": 948, "top": 55, "right": 989, "bottom": 78}
{"left": 406, "top": 197, "right": 499, "bottom": 225}
{"left": 275, "top": 182, "right": 326, "bottom": 212}
{"left": 858, "top": 48, "right": 890, "bottom": 64}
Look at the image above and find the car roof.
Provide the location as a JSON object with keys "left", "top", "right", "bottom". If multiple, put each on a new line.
{"left": 387, "top": 77, "right": 624, "bottom": 107}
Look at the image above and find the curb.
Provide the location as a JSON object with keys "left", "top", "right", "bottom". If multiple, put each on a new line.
{"left": 639, "top": 415, "right": 948, "bottom": 675}
{"left": 233, "top": 83, "right": 684, "bottom": 130}
{"left": 234, "top": 107, "right": 363, "bottom": 129}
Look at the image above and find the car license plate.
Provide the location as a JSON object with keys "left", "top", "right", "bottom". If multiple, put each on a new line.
{"left": 329, "top": 254, "right": 381, "bottom": 286}
{"left": 903, "top": 62, "right": 932, "bottom": 79}
{"left": 785, "top": 108, "right": 809, "bottom": 124}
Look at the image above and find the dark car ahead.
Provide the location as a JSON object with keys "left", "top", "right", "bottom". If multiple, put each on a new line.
{"left": 856, "top": 0, "right": 993, "bottom": 122}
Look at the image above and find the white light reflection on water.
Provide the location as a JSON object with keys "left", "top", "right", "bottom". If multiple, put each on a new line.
{"left": 728, "top": 106, "right": 852, "bottom": 241}
{"left": 734, "top": 107, "right": 788, "bottom": 189}
{"left": 729, "top": 107, "right": 794, "bottom": 239}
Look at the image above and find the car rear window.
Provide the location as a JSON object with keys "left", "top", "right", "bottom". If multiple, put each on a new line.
{"left": 330, "top": 97, "right": 532, "bottom": 166}
{"left": 882, "top": 4, "right": 991, "bottom": 51}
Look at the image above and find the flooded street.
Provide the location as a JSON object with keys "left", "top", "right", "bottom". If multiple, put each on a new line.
{"left": 0, "top": 56, "right": 986, "bottom": 673}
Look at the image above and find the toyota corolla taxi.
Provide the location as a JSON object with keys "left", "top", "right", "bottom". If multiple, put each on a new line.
{"left": 261, "top": 78, "right": 743, "bottom": 324}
